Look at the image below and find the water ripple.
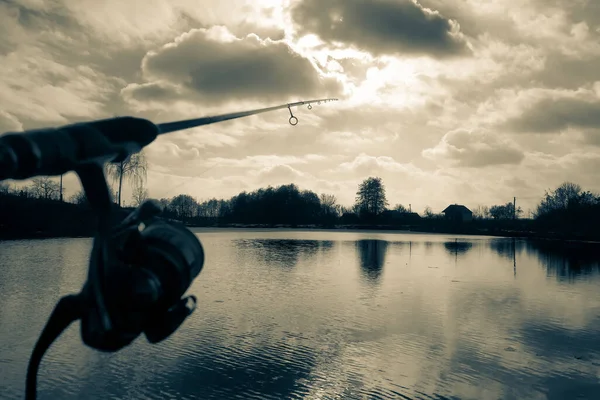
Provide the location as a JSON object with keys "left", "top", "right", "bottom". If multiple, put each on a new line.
{"left": 2, "top": 233, "right": 600, "bottom": 399}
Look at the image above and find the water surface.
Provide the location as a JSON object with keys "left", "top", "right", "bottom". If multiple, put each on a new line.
{"left": 1, "top": 229, "right": 600, "bottom": 399}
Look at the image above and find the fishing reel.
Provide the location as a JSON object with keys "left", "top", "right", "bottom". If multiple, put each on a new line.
{"left": 19, "top": 163, "right": 205, "bottom": 399}
{"left": 0, "top": 118, "right": 204, "bottom": 399}
{"left": 80, "top": 197, "right": 204, "bottom": 352}
{"left": 22, "top": 162, "right": 205, "bottom": 399}
{"left": 0, "top": 98, "right": 338, "bottom": 399}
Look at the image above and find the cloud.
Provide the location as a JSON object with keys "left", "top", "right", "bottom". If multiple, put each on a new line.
{"left": 122, "top": 26, "right": 343, "bottom": 108}
{"left": 336, "top": 153, "right": 424, "bottom": 175}
{"left": 254, "top": 164, "right": 306, "bottom": 183}
{"left": 502, "top": 96, "right": 600, "bottom": 134}
{"left": 422, "top": 129, "right": 525, "bottom": 167}
{"left": 291, "top": 0, "right": 470, "bottom": 58}
{"left": 0, "top": 48, "right": 122, "bottom": 126}
{"left": 206, "top": 154, "right": 326, "bottom": 169}
{"left": 0, "top": 2, "right": 130, "bottom": 128}
{"left": 0, "top": 111, "right": 23, "bottom": 133}
{"left": 59, "top": 0, "right": 288, "bottom": 47}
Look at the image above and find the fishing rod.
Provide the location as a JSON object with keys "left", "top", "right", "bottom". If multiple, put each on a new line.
{"left": 0, "top": 97, "right": 338, "bottom": 181}
{"left": 0, "top": 97, "right": 338, "bottom": 399}
{"left": 158, "top": 97, "right": 338, "bottom": 133}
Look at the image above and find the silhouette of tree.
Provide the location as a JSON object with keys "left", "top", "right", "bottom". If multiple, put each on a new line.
{"left": 70, "top": 190, "right": 88, "bottom": 205}
{"left": 197, "top": 198, "right": 230, "bottom": 219}
{"left": 105, "top": 151, "right": 148, "bottom": 207}
{"left": 157, "top": 198, "right": 170, "bottom": 209}
{"left": 170, "top": 194, "right": 198, "bottom": 220}
{"left": 29, "top": 177, "right": 60, "bottom": 200}
{"left": 320, "top": 193, "right": 340, "bottom": 216}
{"left": 490, "top": 202, "right": 523, "bottom": 219}
{"left": 69, "top": 186, "right": 118, "bottom": 206}
{"left": 355, "top": 177, "right": 388, "bottom": 216}
{"left": 131, "top": 181, "right": 149, "bottom": 207}
{"left": 423, "top": 206, "right": 435, "bottom": 218}
{"left": 394, "top": 204, "right": 409, "bottom": 213}
{"left": 320, "top": 193, "right": 337, "bottom": 210}
{"left": 6, "top": 178, "right": 600, "bottom": 240}
{"left": 472, "top": 205, "right": 491, "bottom": 219}
{"left": 535, "top": 182, "right": 598, "bottom": 217}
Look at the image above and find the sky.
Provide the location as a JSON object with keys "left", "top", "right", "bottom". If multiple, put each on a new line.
{"left": 1, "top": 0, "right": 600, "bottom": 215}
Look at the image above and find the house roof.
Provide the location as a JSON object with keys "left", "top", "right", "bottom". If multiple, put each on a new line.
{"left": 442, "top": 204, "right": 472, "bottom": 213}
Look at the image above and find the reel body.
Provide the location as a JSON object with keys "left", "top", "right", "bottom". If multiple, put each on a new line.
{"left": 23, "top": 164, "right": 205, "bottom": 399}
{"left": 81, "top": 199, "right": 204, "bottom": 352}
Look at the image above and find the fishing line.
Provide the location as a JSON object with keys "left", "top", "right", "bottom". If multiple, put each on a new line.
{"left": 150, "top": 98, "right": 338, "bottom": 199}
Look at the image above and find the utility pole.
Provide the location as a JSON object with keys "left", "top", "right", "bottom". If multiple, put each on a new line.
{"left": 513, "top": 197, "right": 516, "bottom": 220}
{"left": 409, "top": 203, "right": 411, "bottom": 213}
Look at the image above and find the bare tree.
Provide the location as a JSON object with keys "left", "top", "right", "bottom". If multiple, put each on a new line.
{"left": 423, "top": 206, "right": 434, "bottom": 218}
{"left": 394, "top": 204, "right": 409, "bottom": 213}
{"left": 29, "top": 177, "right": 60, "bottom": 200}
{"left": 473, "top": 205, "right": 491, "bottom": 220}
{"left": 320, "top": 193, "right": 342, "bottom": 219}
{"left": 131, "top": 181, "right": 149, "bottom": 207}
{"left": 320, "top": 193, "right": 337, "bottom": 208}
{"left": 70, "top": 190, "right": 88, "bottom": 205}
{"left": 105, "top": 151, "right": 148, "bottom": 207}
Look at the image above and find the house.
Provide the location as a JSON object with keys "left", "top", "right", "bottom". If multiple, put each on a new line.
{"left": 442, "top": 204, "right": 473, "bottom": 222}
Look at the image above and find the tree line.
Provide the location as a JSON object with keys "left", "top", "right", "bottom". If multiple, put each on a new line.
{"left": 2, "top": 151, "right": 600, "bottom": 239}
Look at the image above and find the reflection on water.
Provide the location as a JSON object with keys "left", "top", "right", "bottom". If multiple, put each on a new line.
{"left": 444, "top": 239, "right": 473, "bottom": 257}
{"left": 2, "top": 231, "right": 600, "bottom": 400}
{"left": 355, "top": 240, "right": 388, "bottom": 283}
{"left": 233, "top": 239, "right": 335, "bottom": 268}
{"left": 489, "top": 238, "right": 518, "bottom": 260}
{"left": 525, "top": 240, "right": 600, "bottom": 280}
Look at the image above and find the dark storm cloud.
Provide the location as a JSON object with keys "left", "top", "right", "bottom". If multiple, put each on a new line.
{"left": 291, "top": 0, "right": 470, "bottom": 58}
{"left": 503, "top": 97, "right": 600, "bottom": 134}
{"left": 125, "top": 28, "right": 343, "bottom": 105}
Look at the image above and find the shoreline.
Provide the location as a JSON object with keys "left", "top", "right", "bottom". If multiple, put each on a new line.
{"left": 2, "top": 223, "right": 599, "bottom": 244}
{"left": 192, "top": 224, "right": 600, "bottom": 243}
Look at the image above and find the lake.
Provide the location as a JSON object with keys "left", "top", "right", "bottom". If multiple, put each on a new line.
{"left": 1, "top": 229, "right": 600, "bottom": 399}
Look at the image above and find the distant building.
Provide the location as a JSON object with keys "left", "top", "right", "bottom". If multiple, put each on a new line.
{"left": 442, "top": 204, "right": 473, "bottom": 222}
